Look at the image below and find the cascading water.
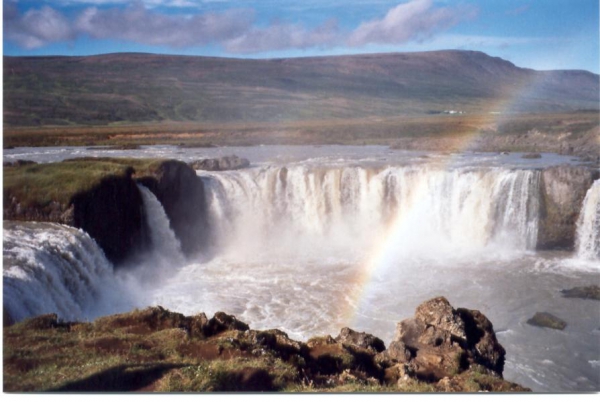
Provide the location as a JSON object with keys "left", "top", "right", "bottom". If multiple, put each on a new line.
{"left": 137, "top": 184, "right": 185, "bottom": 268}
{"left": 202, "top": 165, "right": 541, "bottom": 262}
{"left": 575, "top": 179, "right": 600, "bottom": 261}
{"left": 3, "top": 222, "right": 130, "bottom": 322}
{"left": 3, "top": 144, "right": 599, "bottom": 392}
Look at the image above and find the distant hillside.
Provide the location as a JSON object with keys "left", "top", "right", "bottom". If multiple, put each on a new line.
{"left": 3, "top": 50, "right": 599, "bottom": 127}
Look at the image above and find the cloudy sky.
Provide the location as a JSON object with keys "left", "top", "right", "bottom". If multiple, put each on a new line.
{"left": 3, "top": 0, "right": 599, "bottom": 73}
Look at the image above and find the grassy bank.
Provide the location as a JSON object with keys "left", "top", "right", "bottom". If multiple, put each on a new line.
{"left": 3, "top": 157, "right": 164, "bottom": 208}
{"left": 3, "top": 307, "right": 528, "bottom": 392}
{"left": 3, "top": 111, "right": 598, "bottom": 150}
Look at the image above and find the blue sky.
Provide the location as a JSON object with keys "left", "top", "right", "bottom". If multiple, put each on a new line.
{"left": 3, "top": 0, "right": 599, "bottom": 73}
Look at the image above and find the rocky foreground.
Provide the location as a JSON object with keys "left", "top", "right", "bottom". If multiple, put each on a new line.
{"left": 3, "top": 297, "right": 528, "bottom": 392}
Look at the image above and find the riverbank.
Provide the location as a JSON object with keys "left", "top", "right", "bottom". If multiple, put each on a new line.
{"left": 3, "top": 297, "right": 529, "bottom": 392}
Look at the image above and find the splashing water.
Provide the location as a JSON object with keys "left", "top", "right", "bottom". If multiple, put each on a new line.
{"left": 137, "top": 184, "right": 184, "bottom": 264}
{"left": 202, "top": 165, "right": 540, "bottom": 262}
{"left": 3, "top": 222, "right": 132, "bottom": 322}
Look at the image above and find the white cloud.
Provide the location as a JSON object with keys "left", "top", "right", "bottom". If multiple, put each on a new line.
{"left": 224, "top": 19, "right": 340, "bottom": 53}
{"left": 348, "top": 0, "right": 476, "bottom": 46}
{"left": 4, "top": 1, "right": 477, "bottom": 53}
{"left": 4, "top": 4, "right": 76, "bottom": 49}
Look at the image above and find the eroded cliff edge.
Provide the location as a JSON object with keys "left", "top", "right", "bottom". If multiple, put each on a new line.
{"left": 3, "top": 297, "right": 529, "bottom": 392}
{"left": 3, "top": 158, "right": 207, "bottom": 265}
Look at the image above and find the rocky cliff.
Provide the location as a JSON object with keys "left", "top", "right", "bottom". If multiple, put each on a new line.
{"left": 537, "top": 165, "right": 599, "bottom": 250}
{"left": 138, "top": 160, "right": 208, "bottom": 256}
{"left": 3, "top": 297, "right": 529, "bottom": 392}
{"left": 3, "top": 158, "right": 207, "bottom": 266}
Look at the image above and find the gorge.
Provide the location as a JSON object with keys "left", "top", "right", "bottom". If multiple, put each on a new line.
{"left": 3, "top": 145, "right": 600, "bottom": 392}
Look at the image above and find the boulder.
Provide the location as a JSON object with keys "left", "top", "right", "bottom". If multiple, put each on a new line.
{"left": 560, "top": 285, "right": 600, "bottom": 301}
{"left": 527, "top": 312, "right": 567, "bottom": 330}
{"left": 190, "top": 155, "right": 250, "bottom": 171}
{"left": 379, "top": 297, "right": 506, "bottom": 381}
{"left": 206, "top": 312, "right": 249, "bottom": 336}
{"left": 335, "top": 327, "right": 386, "bottom": 353}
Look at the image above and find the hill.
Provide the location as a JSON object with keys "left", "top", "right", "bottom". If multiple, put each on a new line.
{"left": 3, "top": 50, "right": 599, "bottom": 127}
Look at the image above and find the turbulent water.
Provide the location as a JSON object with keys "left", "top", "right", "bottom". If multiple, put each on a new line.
{"left": 3, "top": 145, "right": 599, "bottom": 392}
{"left": 138, "top": 184, "right": 185, "bottom": 268}
{"left": 3, "top": 222, "right": 130, "bottom": 322}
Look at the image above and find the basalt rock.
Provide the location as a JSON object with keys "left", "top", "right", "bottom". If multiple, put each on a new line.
{"left": 537, "top": 165, "right": 598, "bottom": 250}
{"left": 71, "top": 174, "right": 149, "bottom": 265}
{"left": 189, "top": 155, "right": 250, "bottom": 171}
{"left": 379, "top": 297, "right": 506, "bottom": 382}
{"left": 137, "top": 160, "right": 208, "bottom": 257}
{"left": 560, "top": 285, "right": 600, "bottom": 301}
{"left": 527, "top": 312, "right": 567, "bottom": 330}
{"left": 4, "top": 298, "right": 528, "bottom": 392}
{"left": 335, "top": 327, "right": 386, "bottom": 353}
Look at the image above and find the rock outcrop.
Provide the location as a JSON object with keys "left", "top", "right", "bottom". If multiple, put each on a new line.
{"left": 71, "top": 174, "right": 150, "bottom": 265}
{"left": 379, "top": 297, "right": 506, "bottom": 382}
{"left": 137, "top": 160, "right": 208, "bottom": 257}
{"left": 537, "top": 165, "right": 599, "bottom": 250}
{"left": 4, "top": 297, "right": 529, "bottom": 392}
{"left": 4, "top": 158, "right": 209, "bottom": 265}
{"left": 560, "top": 285, "right": 600, "bottom": 301}
{"left": 189, "top": 155, "right": 250, "bottom": 171}
{"left": 527, "top": 312, "right": 567, "bottom": 330}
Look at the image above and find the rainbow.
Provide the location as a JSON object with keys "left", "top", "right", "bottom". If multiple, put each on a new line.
{"left": 343, "top": 71, "right": 553, "bottom": 327}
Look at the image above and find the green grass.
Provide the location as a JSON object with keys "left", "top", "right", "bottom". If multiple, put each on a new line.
{"left": 3, "top": 308, "right": 530, "bottom": 393}
{"left": 3, "top": 157, "right": 165, "bottom": 208}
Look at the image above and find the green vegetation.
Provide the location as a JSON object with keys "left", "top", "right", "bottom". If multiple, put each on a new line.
{"left": 3, "top": 157, "right": 164, "bottom": 208}
{"left": 3, "top": 307, "right": 529, "bottom": 393}
{"left": 4, "top": 52, "right": 598, "bottom": 128}
{"left": 3, "top": 111, "right": 598, "bottom": 151}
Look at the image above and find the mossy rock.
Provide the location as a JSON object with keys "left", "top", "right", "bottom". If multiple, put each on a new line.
{"left": 561, "top": 285, "right": 600, "bottom": 301}
{"left": 526, "top": 312, "right": 567, "bottom": 330}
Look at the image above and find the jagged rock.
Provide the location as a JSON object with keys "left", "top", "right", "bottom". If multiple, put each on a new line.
{"left": 378, "top": 297, "right": 506, "bottom": 382}
{"left": 527, "top": 312, "right": 567, "bottom": 330}
{"left": 245, "top": 329, "right": 306, "bottom": 360}
{"left": 72, "top": 174, "right": 148, "bottom": 265}
{"left": 189, "top": 155, "right": 250, "bottom": 171}
{"left": 4, "top": 301, "right": 529, "bottom": 392}
{"left": 137, "top": 159, "right": 209, "bottom": 257}
{"left": 206, "top": 312, "right": 250, "bottom": 335}
{"left": 561, "top": 285, "right": 600, "bottom": 300}
{"left": 335, "top": 327, "right": 386, "bottom": 353}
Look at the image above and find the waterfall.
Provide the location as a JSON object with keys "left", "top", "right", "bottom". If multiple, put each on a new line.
{"left": 3, "top": 222, "right": 129, "bottom": 322}
{"left": 576, "top": 180, "right": 600, "bottom": 261}
{"left": 201, "top": 165, "right": 541, "bottom": 261}
{"left": 137, "top": 184, "right": 185, "bottom": 271}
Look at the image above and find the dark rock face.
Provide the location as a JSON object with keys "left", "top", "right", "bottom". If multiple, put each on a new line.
{"left": 527, "top": 312, "right": 567, "bottom": 330}
{"left": 6, "top": 298, "right": 529, "bottom": 392}
{"left": 379, "top": 297, "right": 506, "bottom": 381}
{"left": 72, "top": 175, "right": 149, "bottom": 266}
{"left": 561, "top": 285, "right": 600, "bottom": 301}
{"left": 189, "top": 155, "right": 249, "bottom": 171}
{"left": 537, "top": 165, "right": 599, "bottom": 250}
{"left": 335, "top": 327, "right": 386, "bottom": 353}
{"left": 137, "top": 160, "right": 208, "bottom": 257}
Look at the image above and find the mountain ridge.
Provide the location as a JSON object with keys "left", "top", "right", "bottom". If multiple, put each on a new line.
{"left": 4, "top": 49, "right": 599, "bottom": 127}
